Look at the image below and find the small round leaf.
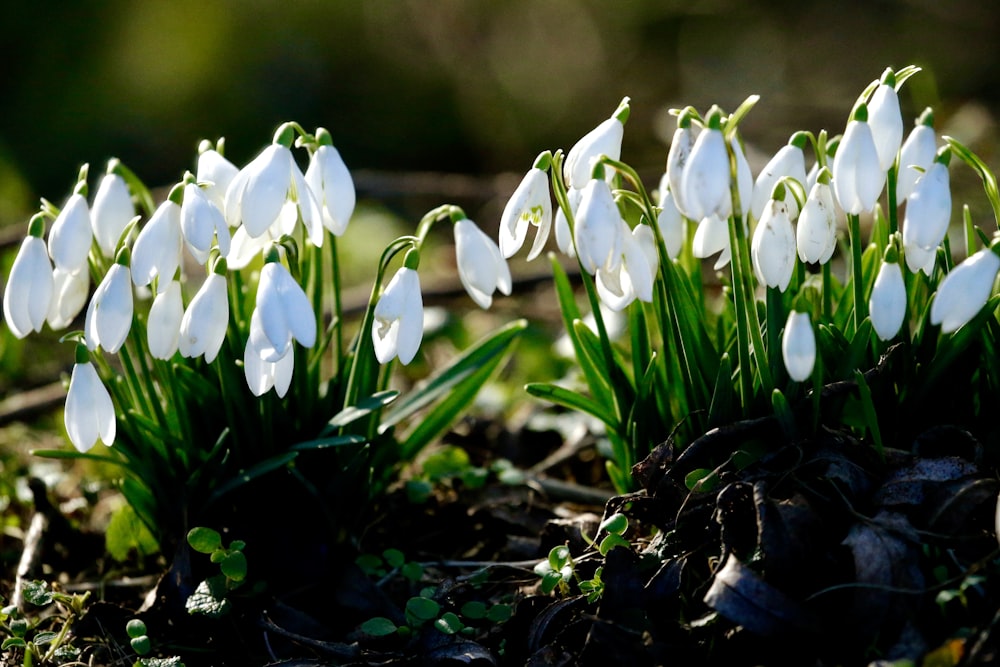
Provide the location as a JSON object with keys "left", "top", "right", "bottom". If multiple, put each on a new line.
{"left": 360, "top": 617, "right": 398, "bottom": 637}
{"left": 187, "top": 527, "right": 223, "bottom": 554}
{"left": 126, "top": 619, "right": 148, "bottom": 638}
{"left": 130, "top": 636, "right": 152, "bottom": 655}
{"left": 434, "top": 612, "right": 464, "bottom": 635}
{"left": 221, "top": 551, "right": 248, "bottom": 581}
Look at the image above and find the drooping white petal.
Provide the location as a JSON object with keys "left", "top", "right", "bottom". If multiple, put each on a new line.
{"left": 797, "top": 181, "right": 838, "bottom": 264}
{"left": 574, "top": 179, "right": 624, "bottom": 275}
{"left": 455, "top": 219, "right": 511, "bottom": 309}
{"left": 91, "top": 173, "right": 135, "bottom": 258}
{"left": 833, "top": 119, "right": 884, "bottom": 215}
{"left": 554, "top": 187, "right": 582, "bottom": 258}
{"left": 197, "top": 148, "right": 239, "bottom": 213}
{"left": 869, "top": 260, "right": 906, "bottom": 341}
{"left": 680, "top": 127, "right": 729, "bottom": 222}
{"left": 902, "top": 162, "right": 951, "bottom": 251}
{"left": 930, "top": 248, "right": 1000, "bottom": 333}
{"left": 304, "top": 144, "right": 356, "bottom": 237}
{"left": 897, "top": 124, "right": 937, "bottom": 204}
{"left": 564, "top": 117, "right": 624, "bottom": 189}
{"left": 656, "top": 188, "right": 684, "bottom": 260}
{"left": 666, "top": 125, "right": 696, "bottom": 219}
{"left": 84, "top": 263, "right": 133, "bottom": 353}
{"left": 255, "top": 262, "right": 316, "bottom": 360}
{"left": 692, "top": 213, "right": 729, "bottom": 261}
{"left": 499, "top": 168, "right": 552, "bottom": 260}
{"left": 232, "top": 145, "right": 291, "bottom": 238}
{"left": 147, "top": 281, "right": 184, "bottom": 359}
{"left": 132, "top": 200, "right": 182, "bottom": 292}
{"left": 178, "top": 273, "right": 229, "bottom": 362}
{"left": 751, "top": 199, "right": 796, "bottom": 292}
{"left": 65, "top": 361, "right": 116, "bottom": 452}
{"left": 244, "top": 313, "right": 296, "bottom": 397}
{"left": 904, "top": 242, "right": 937, "bottom": 275}
{"left": 48, "top": 193, "right": 93, "bottom": 272}
{"left": 782, "top": 311, "right": 816, "bottom": 382}
{"left": 182, "top": 183, "right": 231, "bottom": 261}
{"left": 372, "top": 267, "right": 422, "bottom": 365}
{"left": 868, "top": 82, "right": 904, "bottom": 172}
{"left": 3, "top": 236, "right": 54, "bottom": 338}
{"left": 750, "top": 143, "right": 808, "bottom": 221}
{"left": 47, "top": 267, "right": 89, "bottom": 330}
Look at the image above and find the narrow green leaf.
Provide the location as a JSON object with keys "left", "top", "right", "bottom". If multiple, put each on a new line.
{"left": 525, "top": 382, "right": 617, "bottom": 430}
{"left": 205, "top": 452, "right": 297, "bottom": 506}
{"left": 945, "top": 136, "right": 1000, "bottom": 227}
{"left": 290, "top": 434, "right": 367, "bottom": 451}
{"left": 853, "top": 369, "right": 883, "bottom": 455}
{"left": 325, "top": 390, "right": 398, "bottom": 430}
{"left": 707, "top": 353, "right": 735, "bottom": 428}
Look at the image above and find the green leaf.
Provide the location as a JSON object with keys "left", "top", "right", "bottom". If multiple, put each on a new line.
{"left": 401, "top": 561, "right": 424, "bottom": 582}
{"left": 290, "top": 434, "right": 367, "bottom": 451}
{"left": 945, "top": 135, "right": 1000, "bottom": 227}
{"left": 598, "top": 533, "right": 630, "bottom": 556}
{"left": 434, "top": 612, "right": 464, "bottom": 635}
{"left": 23, "top": 580, "right": 54, "bottom": 606}
{"left": 421, "top": 445, "right": 471, "bottom": 480}
{"left": 356, "top": 553, "right": 384, "bottom": 576}
{"left": 383, "top": 548, "right": 406, "bottom": 569}
{"left": 324, "top": 390, "right": 399, "bottom": 430}
{"left": 405, "top": 596, "right": 441, "bottom": 623}
{"left": 106, "top": 503, "right": 160, "bottom": 562}
{"left": 187, "top": 527, "right": 223, "bottom": 554}
{"left": 205, "top": 451, "right": 297, "bottom": 506}
{"left": 130, "top": 635, "right": 152, "bottom": 655}
{"left": 853, "top": 369, "right": 883, "bottom": 455}
{"left": 126, "top": 619, "right": 148, "bottom": 638}
{"left": 361, "top": 617, "right": 399, "bottom": 637}
{"left": 486, "top": 604, "right": 513, "bottom": 623}
{"left": 540, "top": 571, "right": 563, "bottom": 595}
{"left": 599, "top": 513, "right": 628, "bottom": 535}
{"left": 221, "top": 551, "right": 248, "bottom": 582}
{"left": 524, "top": 382, "right": 617, "bottom": 430}
{"left": 685, "top": 468, "right": 719, "bottom": 493}
{"left": 32, "top": 631, "right": 58, "bottom": 646}
{"left": 1, "top": 637, "right": 27, "bottom": 650}
{"left": 707, "top": 353, "right": 735, "bottom": 428}
{"left": 461, "top": 601, "right": 487, "bottom": 620}
{"left": 185, "top": 576, "right": 232, "bottom": 618}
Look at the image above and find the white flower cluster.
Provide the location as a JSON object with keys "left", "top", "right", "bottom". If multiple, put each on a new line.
{"left": 2, "top": 127, "right": 357, "bottom": 452}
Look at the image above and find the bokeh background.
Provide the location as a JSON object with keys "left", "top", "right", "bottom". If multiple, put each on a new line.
{"left": 2, "top": 0, "right": 999, "bottom": 230}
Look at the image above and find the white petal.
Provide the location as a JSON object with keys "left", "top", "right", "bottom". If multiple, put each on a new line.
{"left": 48, "top": 194, "right": 93, "bottom": 272}
{"left": 147, "top": 281, "right": 184, "bottom": 359}
{"left": 869, "top": 261, "right": 906, "bottom": 340}
{"left": 782, "top": 311, "right": 816, "bottom": 382}
{"left": 91, "top": 173, "right": 135, "bottom": 257}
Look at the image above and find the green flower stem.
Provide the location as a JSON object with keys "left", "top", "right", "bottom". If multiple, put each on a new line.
{"left": 886, "top": 163, "right": 899, "bottom": 236}
{"left": 765, "top": 286, "right": 785, "bottom": 385}
{"left": 848, "top": 212, "right": 866, "bottom": 332}
{"left": 822, "top": 261, "right": 833, "bottom": 321}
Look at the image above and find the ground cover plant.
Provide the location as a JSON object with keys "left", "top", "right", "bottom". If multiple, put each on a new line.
{"left": 4, "top": 64, "right": 1000, "bottom": 665}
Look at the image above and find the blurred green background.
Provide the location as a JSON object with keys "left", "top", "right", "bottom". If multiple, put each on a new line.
{"left": 2, "top": 0, "right": 998, "bottom": 229}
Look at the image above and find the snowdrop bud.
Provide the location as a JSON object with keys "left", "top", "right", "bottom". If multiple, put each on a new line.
{"left": 902, "top": 148, "right": 951, "bottom": 252}
{"left": 304, "top": 129, "right": 356, "bottom": 236}
{"left": 147, "top": 280, "right": 184, "bottom": 359}
{"left": 48, "top": 192, "right": 93, "bottom": 272}
{"left": 454, "top": 215, "right": 512, "bottom": 309}
{"left": 3, "top": 217, "right": 54, "bottom": 338}
{"left": 868, "top": 68, "right": 904, "bottom": 172}
{"left": 182, "top": 182, "right": 231, "bottom": 263}
{"left": 680, "top": 108, "right": 729, "bottom": 221}
{"left": 751, "top": 193, "right": 796, "bottom": 292}
{"left": 131, "top": 199, "right": 182, "bottom": 293}
{"left": 500, "top": 151, "right": 553, "bottom": 260}
{"left": 84, "top": 251, "right": 134, "bottom": 354}
{"left": 373, "top": 249, "right": 423, "bottom": 365}
{"left": 574, "top": 168, "right": 625, "bottom": 275}
{"left": 896, "top": 108, "right": 937, "bottom": 205}
{"left": 91, "top": 166, "right": 135, "bottom": 258}
{"left": 833, "top": 104, "right": 885, "bottom": 214}
{"left": 797, "top": 170, "right": 838, "bottom": 264}
{"left": 657, "top": 188, "right": 684, "bottom": 260}
{"left": 65, "top": 346, "right": 116, "bottom": 452}
{"left": 178, "top": 260, "right": 229, "bottom": 363}
{"left": 930, "top": 246, "right": 1000, "bottom": 334}
{"left": 47, "top": 267, "right": 89, "bottom": 330}
{"left": 564, "top": 98, "right": 628, "bottom": 189}
{"left": 665, "top": 109, "right": 696, "bottom": 219}
{"left": 554, "top": 187, "right": 582, "bottom": 258}
{"left": 250, "top": 258, "right": 317, "bottom": 361}
{"left": 869, "top": 246, "right": 906, "bottom": 341}
{"left": 751, "top": 133, "right": 809, "bottom": 221}
{"left": 782, "top": 310, "right": 816, "bottom": 382}
{"left": 196, "top": 142, "right": 239, "bottom": 213}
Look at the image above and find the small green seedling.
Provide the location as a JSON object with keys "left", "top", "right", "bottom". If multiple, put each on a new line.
{"left": 1, "top": 582, "right": 89, "bottom": 666}
{"left": 356, "top": 548, "right": 424, "bottom": 583}
{"left": 185, "top": 527, "right": 250, "bottom": 618}
{"left": 533, "top": 545, "right": 575, "bottom": 595}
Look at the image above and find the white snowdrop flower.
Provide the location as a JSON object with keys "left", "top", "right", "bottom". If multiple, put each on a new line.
{"left": 574, "top": 173, "right": 625, "bottom": 275}
{"left": 500, "top": 152, "right": 552, "bottom": 260}
{"left": 657, "top": 187, "right": 685, "bottom": 261}
{"left": 244, "top": 311, "right": 295, "bottom": 397}
{"left": 564, "top": 98, "right": 628, "bottom": 189}
{"left": 91, "top": 168, "right": 135, "bottom": 258}
{"left": 596, "top": 221, "right": 655, "bottom": 311}
{"left": 869, "top": 254, "right": 906, "bottom": 341}
{"left": 904, "top": 242, "right": 937, "bottom": 276}
{"left": 896, "top": 108, "right": 937, "bottom": 205}
{"left": 751, "top": 196, "right": 796, "bottom": 292}
{"left": 797, "top": 173, "right": 838, "bottom": 265}
{"left": 84, "top": 258, "right": 133, "bottom": 354}
{"left": 832, "top": 104, "right": 885, "bottom": 215}
{"left": 750, "top": 134, "right": 808, "bottom": 221}
{"left": 304, "top": 132, "right": 356, "bottom": 236}
{"left": 131, "top": 199, "right": 182, "bottom": 293}
{"left": 64, "top": 350, "right": 116, "bottom": 452}
{"left": 178, "top": 263, "right": 229, "bottom": 363}
{"left": 3, "top": 222, "right": 54, "bottom": 338}
{"left": 930, "top": 247, "right": 1000, "bottom": 334}
{"left": 782, "top": 310, "right": 816, "bottom": 383}
{"left": 196, "top": 143, "right": 239, "bottom": 214}
{"left": 555, "top": 187, "right": 582, "bottom": 258}
{"left": 692, "top": 213, "right": 731, "bottom": 268}
{"left": 665, "top": 109, "right": 697, "bottom": 219}
{"left": 902, "top": 151, "right": 951, "bottom": 252}
{"left": 372, "top": 253, "right": 423, "bottom": 365}
{"left": 454, "top": 216, "right": 512, "bottom": 309}
{"left": 680, "top": 108, "right": 730, "bottom": 222}
{"left": 868, "top": 68, "right": 904, "bottom": 172}
{"left": 249, "top": 259, "right": 317, "bottom": 362}
{"left": 47, "top": 267, "right": 89, "bottom": 331}
{"left": 182, "top": 182, "right": 231, "bottom": 263}
{"left": 147, "top": 280, "right": 184, "bottom": 360}
{"left": 48, "top": 192, "right": 93, "bottom": 273}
